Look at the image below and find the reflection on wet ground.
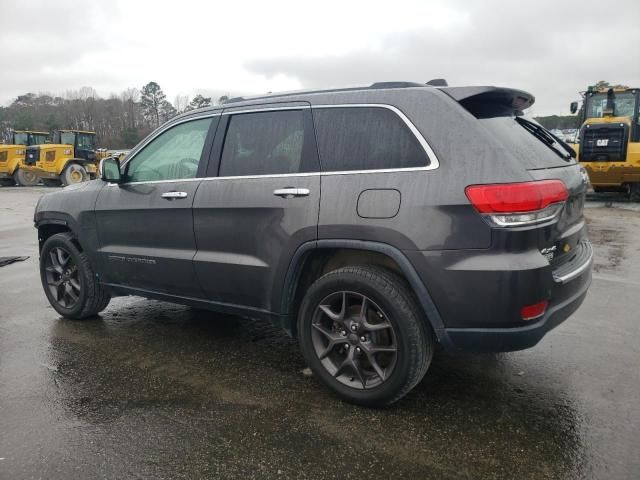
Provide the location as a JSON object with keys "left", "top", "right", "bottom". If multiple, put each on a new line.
{"left": 0, "top": 188, "right": 639, "bottom": 479}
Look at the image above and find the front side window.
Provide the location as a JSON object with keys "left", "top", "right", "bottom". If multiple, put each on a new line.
{"left": 313, "top": 107, "right": 428, "bottom": 172}
{"left": 219, "top": 110, "right": 306, "bottom": 176}
{"left": 126, "top": 118, "right": 212, "bottom": 182}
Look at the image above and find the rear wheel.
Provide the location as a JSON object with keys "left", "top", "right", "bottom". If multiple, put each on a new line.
{"left": 298, "top": 266, "right": 433, "bottom": 406}
{"left": 61, "top": 163, "right": 87, "bottom": 186}
{"left": 14, "top": 168, "right": 40, "bottom": 186}
{"left": 40, "top": 232, "right": 111, "bottom": 319}
{"left": 630, "top": 183, "right": 640, "bottom": 202}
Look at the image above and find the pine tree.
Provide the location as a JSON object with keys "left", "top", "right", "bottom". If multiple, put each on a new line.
{"left": 187, "top": 94, "right": 212, "bottom": 111}
{"left": 140, "top": 82, "right": 166, "bottom": 128}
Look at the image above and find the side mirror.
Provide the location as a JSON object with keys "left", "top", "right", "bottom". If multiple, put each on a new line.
{"left": 100, "top": 157, "right": 122, "bottom": 183}
{"left": 570, "top": 101, "right": 578, "bottom": 114}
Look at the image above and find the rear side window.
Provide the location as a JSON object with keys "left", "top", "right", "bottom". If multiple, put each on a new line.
{"left": 219, "top": 110, "right": 308, "bottom": 176}
{"left": 313, "top": 107, "right": 428, "bottom": 172}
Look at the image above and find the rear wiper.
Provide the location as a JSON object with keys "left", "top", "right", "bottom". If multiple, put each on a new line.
{"left": 515, "top": 117, "right": 573, "bottom": 160}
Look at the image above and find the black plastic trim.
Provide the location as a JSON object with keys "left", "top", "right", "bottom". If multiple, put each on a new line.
{"left": 279, "top": 239, "right": 447, "bottom": 342}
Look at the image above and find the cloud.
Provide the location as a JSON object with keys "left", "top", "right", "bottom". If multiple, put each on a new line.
{"left": 1, "top": 0, "right": 639, "bottom": 115}
{"left": 0, "top": 1, "right": 122, "bottom": 102}
{"left": 244, "top": 0, "right": 640, "bottom": 115}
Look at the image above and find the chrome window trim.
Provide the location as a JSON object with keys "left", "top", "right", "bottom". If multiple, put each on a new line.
{"left": 222, "top": 105, "right": 311, "bottom": 115}
{"left": 116, "top": 103, "right": 439, "bottom": 186}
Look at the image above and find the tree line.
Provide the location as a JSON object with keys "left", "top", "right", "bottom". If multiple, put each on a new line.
{"left": 1, "top": 79, "right": 628, "bottom": 146}
{"left": 0, "top": 82, "right": 229, "bottom": 148}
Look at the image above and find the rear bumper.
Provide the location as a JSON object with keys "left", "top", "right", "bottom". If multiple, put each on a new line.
{"left": 440, "top": 265, "right": 591, "bottom": 352}
{"left": 406, "top": 237, "right": 593, "bottom": 353}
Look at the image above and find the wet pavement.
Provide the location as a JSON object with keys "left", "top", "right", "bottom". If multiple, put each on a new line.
{"left": 1, "top": 186, "right": 639, "bottom": 479}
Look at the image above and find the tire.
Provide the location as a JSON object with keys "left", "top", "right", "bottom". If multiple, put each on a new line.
{"left": 61, "top": 163, "right": 87, "bottom": 186}
{"left": 0, "top": 178, "right": 16, "bottom": 186}
{"left": 14, "top": 168, "right": 40, "bottom": 186}
{"left": 42, "top": 179, "right": 62, "bottom": 187}
{"left": 40, "top": 232, "right": 111, "bottom": 319}
{"left": 297, "top": 266, "right": 433, "bottom": 406}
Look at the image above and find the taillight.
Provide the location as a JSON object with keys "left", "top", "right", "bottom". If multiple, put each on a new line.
{"left": 520, "top": 300, "right": 548, "bottom": 321}
{"left": 465, "top": 180, "right": 568, "bottom": 227}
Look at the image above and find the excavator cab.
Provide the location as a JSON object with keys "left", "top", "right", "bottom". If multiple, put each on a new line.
{"left": 0, "top": 130, "right": 49, "bottom": 186}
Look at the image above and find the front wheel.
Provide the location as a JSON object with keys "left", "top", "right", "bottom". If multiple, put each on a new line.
{"left": 40, "top": 232, "right": 111, "bottom": 319}
{"left": 630, "top": 183, "right": 640, "bottom": 202}
{"left": 14, "top": 168, "right": 40, "bottom": 186}
{"left": 61, "top": 163, "right": 87, "bottom": 186}
{"left": 298, "top": 266, "right": 433, "bottom": 406}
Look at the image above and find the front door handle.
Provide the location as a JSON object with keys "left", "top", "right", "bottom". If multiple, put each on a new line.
{"left": 161, "top": 191, "right": 188, "bottom": 200}
{"left": 273, "top": 188, "right": 310, "bottom": 198}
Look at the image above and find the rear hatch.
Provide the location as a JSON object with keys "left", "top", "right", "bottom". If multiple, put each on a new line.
{"left": 443, "top": 86, "right": 589, "bottom": 267}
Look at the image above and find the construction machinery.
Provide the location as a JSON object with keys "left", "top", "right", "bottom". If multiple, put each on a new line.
{"left": 0, "top": 130, "right": 49, "bottom": 186}
{"left": 569, "top": 86, "right": 640, "bottom": 200}
{"left": 22, "top": 130, "right": 99, "bottom": 186}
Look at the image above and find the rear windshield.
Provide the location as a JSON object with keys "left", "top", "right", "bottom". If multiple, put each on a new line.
{"left": 477, "top": 116, "right": 576, "bottom": 169}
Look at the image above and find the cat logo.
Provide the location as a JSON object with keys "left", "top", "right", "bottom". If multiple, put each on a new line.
{"left": 596, "top": 139, "right": 609, "bottom": 147}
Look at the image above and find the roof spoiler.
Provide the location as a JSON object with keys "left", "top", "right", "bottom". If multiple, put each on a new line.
{"left": 441, "top": 86, "right": 535, "bottom": 116}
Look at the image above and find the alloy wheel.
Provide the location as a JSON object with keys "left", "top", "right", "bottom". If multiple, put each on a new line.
{"left": 44, "top": 247, "right": 80, "bottom": 308}
{"left": 311, "top": 291, "right": 398, "bottom": 389}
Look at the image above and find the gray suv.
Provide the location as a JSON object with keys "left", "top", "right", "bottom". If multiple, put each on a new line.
{"left": 35, "top": 82, "right": 592, "bottom": 406}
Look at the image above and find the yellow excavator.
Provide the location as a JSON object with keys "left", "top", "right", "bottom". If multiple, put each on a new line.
{"left": 0, "top": 130, "right": 49, "bottom": 186}
{"left": 21, "top": 129, "right": 100, "bottom": 186}
{"left": 568, "top": 86, "right": 640, "bottom": 200}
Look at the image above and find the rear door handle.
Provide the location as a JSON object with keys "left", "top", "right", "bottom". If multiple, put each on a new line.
{"left": 161, "top": 191, "right": 188, "bottom": 200}
{"left": 273, "top": 188, "right": 310, "bottom": 198}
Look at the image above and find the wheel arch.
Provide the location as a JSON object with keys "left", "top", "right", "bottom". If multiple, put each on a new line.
{"left": 280, "top": 240, "right": 446, "bottom": 341}
{"left": 36, "top": 218, "right": 84, "bottom": 253}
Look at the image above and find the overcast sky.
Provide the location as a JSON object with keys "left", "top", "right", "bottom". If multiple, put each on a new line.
{"left": 1, "top": 0, "right": 639, "bottom": 115}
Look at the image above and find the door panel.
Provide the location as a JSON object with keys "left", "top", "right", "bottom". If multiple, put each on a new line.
{"left": 193, "top": 175, "right": 319, "bottom": 310}
{"left": 94, "top": 115, "right": 217, "bottom": 298}
{"left": 95, "top": 181, "right": 204, "bottom": 297}
{"left": 192, "top": 105, "right": 319, "bottom": 312}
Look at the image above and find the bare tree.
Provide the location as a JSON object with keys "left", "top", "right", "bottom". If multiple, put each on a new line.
{"left": 174, "top": 95, "right": 190, "bottom": 114}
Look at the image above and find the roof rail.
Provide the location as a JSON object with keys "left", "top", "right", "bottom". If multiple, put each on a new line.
{"left": 369, "top": 81, "right": 425, "bottom": 89}
{"left": 224, "top": 81, "right": 438, "bottom": 104}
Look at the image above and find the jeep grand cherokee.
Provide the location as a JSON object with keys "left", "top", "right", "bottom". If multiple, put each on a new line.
{"left": 35, "top": 82, "right": 592, "bottom": 406}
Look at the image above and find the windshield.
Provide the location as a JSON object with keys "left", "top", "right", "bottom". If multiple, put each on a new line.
{"left": 76, "top": 133, "right": 95, "bottom": 150}
{"left": 60, "top": 132, "right": 76, "bottom": 145}
{"left": 585, "top": 91, "right": 637, "bottom": 118}
{"left": 13, "top": 133, "right": 28, "bottom": 145}
{"left": 31, "top": 134, "right": 47, "bottom": 145}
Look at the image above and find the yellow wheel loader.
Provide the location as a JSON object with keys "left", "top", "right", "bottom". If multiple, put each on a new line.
{"left": 0, "top": 130, "right": 49, "bottom": 186}
{"left": 568, "top": 87, "right": 640, "bottom": 200}
{"left": 21, "top": 130, "right": 99, "bottom": 186}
